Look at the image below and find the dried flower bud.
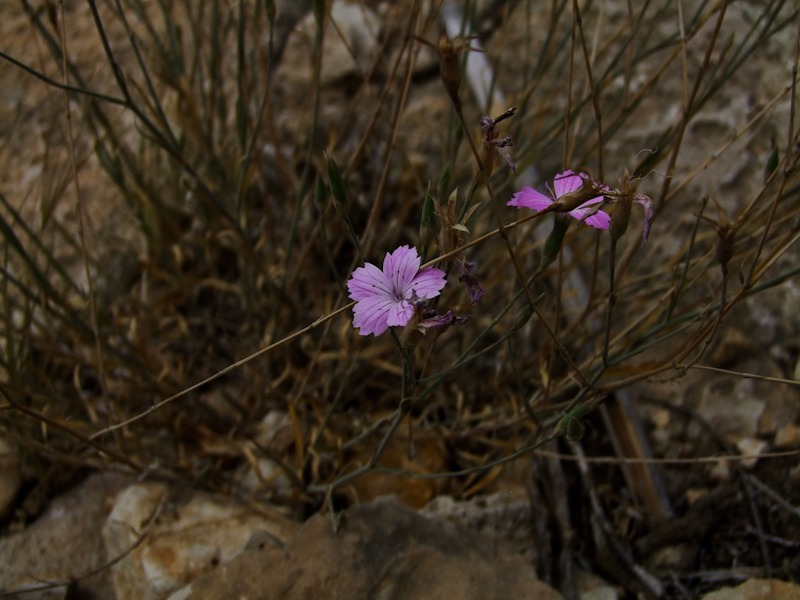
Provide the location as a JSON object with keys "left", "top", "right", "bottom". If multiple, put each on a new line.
{"left": 436, "top": 28, "right": 464, "bottom": 112}
{"left": 609, "top": 195, "right": 633, "bottom": 244}
{"left": 458, "top": 260, "right": 485, "bottom": 305}
{"left": 325, "top": 153, "right": 349, "bottom": 219}
{"left": 607, "top": 168, "right": 653, "bottom": 247}
{"left": 477, "top": 109, "right": 516, "bottom": 183}
{"left": 700, "top": 198, "right": 738, "bottom": 274}
{"left": 636, "top": 194, "right": 654, "bottom": 247}
{"left": 417, "top": 29, "right": 483, "bottom": 112}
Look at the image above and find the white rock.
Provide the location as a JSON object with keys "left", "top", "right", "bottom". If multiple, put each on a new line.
{"left": 735, "top": 437, "right": 769, "bottom": 469}
{"left": 275, "top": 2, "right": 381, "bottom": 90}
{"left": 701, "top": 578, "right": 800, "bottom": 600}
{"left": 103, "top": 483, "right": 300, "bottom": 600}
{"left": 0, "top": 473, "right": 127, "bottom": 599}
{"left": 575, "top": 568, "right": 619, "bottom": 600}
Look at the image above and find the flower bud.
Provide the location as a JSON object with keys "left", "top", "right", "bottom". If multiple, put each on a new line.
{"left": 264, "top": 0, "right": 276, "bottom": 24}
{"left": 511, "top": 303, "right": 534, "bottom": 332}
{"left": 437, "top": 165, "right": 450, "bottom": 200}
{"left": 555, "top": 403, "right": 589, "bottom": 438}
{"left": 566, "top": 415, "right": 585, "bottom": 441}
{"left": 312, "top": 0, "right": 325, "bottom": 28}
{"left": 536, "top": 213, "right": 570, "bottom": 274}
{"left": 764, "top": 146, "right": 779, "bottom": 183}
{"left": 314, "top": 174, "right": 327, "bottom": 212}
{"left": 420, "top": 186, "right": 439, "bottom": 248}
{"left": 325, "top": 153, "right": 350, "bottom": 219}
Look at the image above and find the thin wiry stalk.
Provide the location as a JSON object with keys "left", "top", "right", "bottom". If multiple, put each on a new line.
{"left": 745, "top": 7, "right": 800, "bottom": 288}
{"left": 59, "top": 0, "right": 122, "bottom": 454}
{"left": 667, "top": 197, "right": 707, "bottom": 321}
{"left": 573, "top": 0, "right": 604, "bottom": 180}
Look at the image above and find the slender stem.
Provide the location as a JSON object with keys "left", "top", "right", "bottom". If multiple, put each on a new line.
{"left": 0, "top": 49, "right": 126, "bottom": 105}
{"left": 574, "top": 0, "right": 604, "bottom": 181}
{"left": 656, "top": 0, "right": 730, "bottom": 208}
{"left": 564, "top": 0, "right": 577, "bottom": 170}
{"left": 60, "top": 0, "right": 123, "bottom": 456}
{"left": 744, "top": 7, "right": 800, "bottom": 288}
{"left": 602, "top": 239, "right": 617, "bottom": 368}
{"left": 668, "top": 197, "right": 707, "bottom": 320}
{"left": 236, "top": 15, "right": 275, "bottom": 223}
{"left": 284, "top": 8, "right": 325, "bottom": 270}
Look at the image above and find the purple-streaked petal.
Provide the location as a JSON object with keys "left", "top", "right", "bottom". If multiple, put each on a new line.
{"left": 352, "top": 297, "right": 395, "bottom": 336}
{"left": 553, "top": 170, "right": 582, "bottom": 198}
{"left": 508, "top": 187, "right": 553, "bottom": 212}
{"left": 635, "top": 195, "right": 654, "bottom": 247}
{"left": 347, "top": 263, "right": 393, "bottom": 301}
{"left": 385, "top": 299, "right": 414, "bottom": 327}
{"left": 353, "top": 294, "right": 395, "bottom": 316}
{"left": 383, "top": 245, "right": 420, "bottom": 297}
{"left": 409, "top": 267, "right": 447, "bottom": 300}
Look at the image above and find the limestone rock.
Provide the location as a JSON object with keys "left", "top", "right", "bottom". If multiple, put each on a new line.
{"left": 275, "top": 1, "right": 381, "bottom": 92}
{"left": 575, "top": 568, "right": 619, "bottom": 600}
{"left": 423, "top": 490, "right": 537, "bottom": 564}
{"left": 103, "top": 483, "right": 300, "bottom": 600}
{"left": 701, "top": 578, "right": 800, "bottom": 600}
{"left": 0, "top": 472, "right": 128, "bottom": 600}
{"left": 166, "top": 496, "right": 563, "bottom": 600}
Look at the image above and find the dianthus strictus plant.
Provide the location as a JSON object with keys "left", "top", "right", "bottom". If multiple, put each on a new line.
{"left": 2, "top": 0, "right": 800, "bottom": 595}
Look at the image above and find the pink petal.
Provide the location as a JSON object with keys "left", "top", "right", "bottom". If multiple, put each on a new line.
{"left": 386, "top": 300, "right": 414, "bottom": 327}
{"left": 634, "top": 195, "right": 654, "bottom": 247}
{"left": 353, "top": 297, "right": 394, "bottom": 336}
{"left": 569, "top": 206, "right": 610, "bottom": 229}
{"left": 496, "top": 147, "right": 516, "bottom": 173}
{"left": 568, "top": 195, "right": 609, "bottom": 229}
{"left": 552, "top": 170, "right": 583, "bottom": 198}
{"left": 409, "top": 267, "right": 447, "bottom": 300}
{"left": 576, "top": 196, "right": 605, "bottom": 209}
{"left": 508, "top": 187, "right": 553, "bottom": 212}
{"left": 347, "top": 263, "right": 393, "bottom": 301}
{"left": 382, "top": 245, "right": 420, "bottom": 296}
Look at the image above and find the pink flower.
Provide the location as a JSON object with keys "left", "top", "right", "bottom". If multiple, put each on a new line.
{"left": 507, "top": 170, "right": 610, "bottom": 230}
{"left": 347, "top": 245, "right": 447, "bottom": 337}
